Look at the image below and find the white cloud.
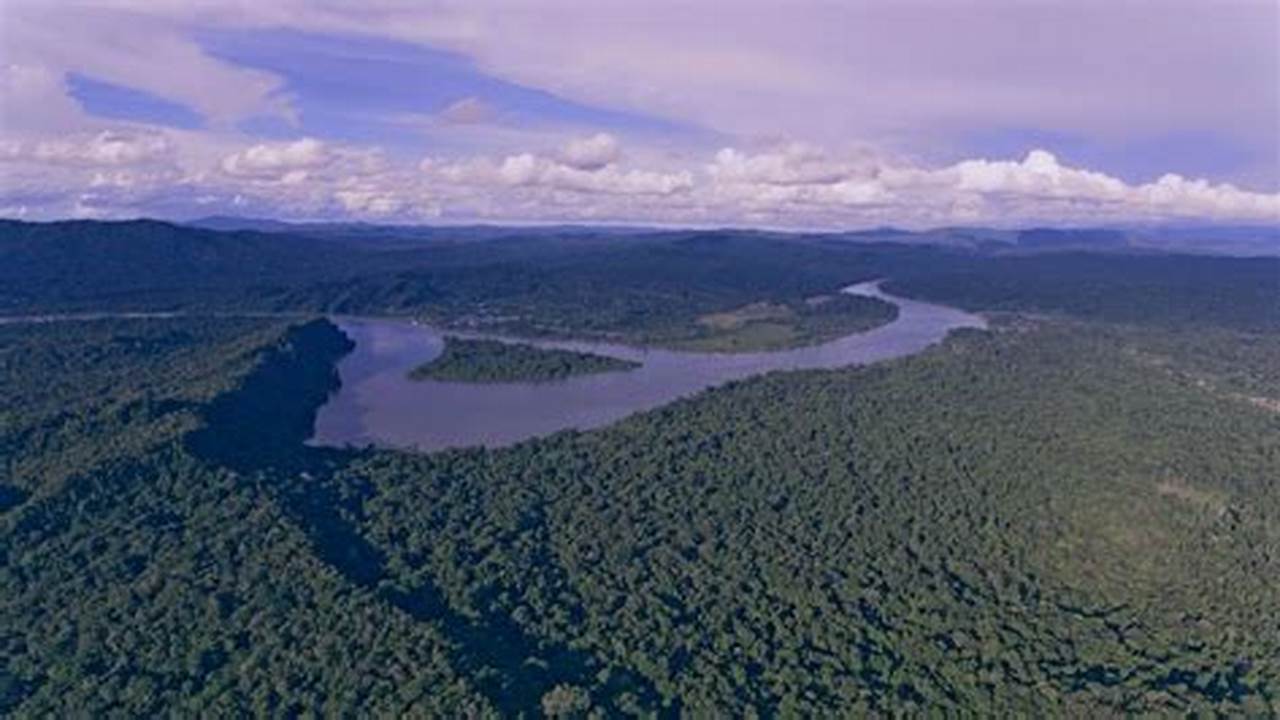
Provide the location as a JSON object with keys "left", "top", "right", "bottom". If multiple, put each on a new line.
{"left": 0, "top": 130, "right": 185, "bottom": 216}
{"left": 239, "top": 1, "right": 1267, "bottom": 188}
{"left": 0, "top": 63, "right": 88, "bottom": 133}
{"left": 884, "top": 149, "right": 1277, "bottom": 224}
{"left": 2, "top": 0, "right": 1275, "bottom": 227}
{"left": 1, "top": 112, "right": 1276, "bottom": 227}
{"left": 431, "top": 140, "right": 692, "bottom": 198}
{"left": 709, "top": 143, "right": 870, "bottom": 187}
{"left": 560, "top": 133, "right": 620, "bottom": 171}
{"left": 220, "top": 138, "right": 331, "bottom": 180}
{"left": 946, "top": 150, "right": 1127, "bottom": 200}
{"left": 1, "top": 4, "right": 293, "bottom": 126}
{"left": 333, "top": 187, "right": 404, "bottom": 215}
{"left": 1136, "top": 173, "right": 1280, "bottom": 221}
{"left": 416, "top": 140, "right": 1278, "bottom": 227}
{"left": 3, "top": 1, "right": 1276, "bottom": 189}
{"left": 209, "top": 140, "right": 440, "bottom": 221}
{"left": 30, "top": 131, "right": 174, "bottom": 167}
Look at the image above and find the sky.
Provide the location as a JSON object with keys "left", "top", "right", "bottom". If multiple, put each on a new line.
{"left": 1, "top": 0, "right": 1277, "bottom": 228}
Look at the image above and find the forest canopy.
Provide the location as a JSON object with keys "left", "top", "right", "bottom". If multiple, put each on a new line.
{"left": 2, "top": 220, "right": 1278, "bottom": 715}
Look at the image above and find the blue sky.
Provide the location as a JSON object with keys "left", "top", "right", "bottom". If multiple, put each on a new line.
{"left": 67, "top": 73, "right": 206, "bottom": 131}
{"left": 0, "top": 1, "right": 1276, "bottom": 226}
{"left": 195, "top": 29, "right": 703, "bottom": 148}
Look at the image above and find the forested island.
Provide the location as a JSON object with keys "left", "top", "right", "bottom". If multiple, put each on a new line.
{"left": 408, "top": 336, "right": 640, "bottom": 383}
{"left": 2, "top": 220, "right": 1278, "bottom": 716}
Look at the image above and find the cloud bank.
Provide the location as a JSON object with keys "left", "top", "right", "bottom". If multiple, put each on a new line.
{"left": 3, "top": 128, "right": 1275, "bottom": 228}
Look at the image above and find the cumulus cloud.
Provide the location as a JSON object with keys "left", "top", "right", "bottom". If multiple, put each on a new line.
{"left": 709, "top": 143, "right": 874, "bottom": 187}
{"left": 429, "top": 138, "right": 692, "bottom": 198}
{"left": 915, "top": 149, "right": 1278, "bottom": 224}
{"left": 0, "top": 130, "right": 434, "bottom": 222}
{"left": 1136, "top": 173, "right": 1280, "bottom": 221}
{"left": 0, "top": 130, "right": 185, "bottom": 216}
{"left": 220, "top": 138, "right": 332, "bottom": 180}
{"left": 946, "top": 149, "right": 1126, "bottom": 199}
{"left": 560, "top": 133, "right": 621, "bottom": 171}
{"left": 204, "top": 140, "right": 442, "bottom": 220}
{"left": 28, "top": 131, "right": 174, "bottom": 167}
{"left": 2, "top": 119, "right": 1276, "bottom": 227}
{"left": 415, "top": 140, "right": 1277, "bottom": 227}
{"left": 333, "top": 187, "right": 404, "bottom": 215}
{"left": 693, "top": 144, "right": 1280, "bottom": 227}
{"left": 497, "top": 153, "right": 689, "bottom": 195}
{"left": 0, "top": 132, "right": 185, "bottom": 220}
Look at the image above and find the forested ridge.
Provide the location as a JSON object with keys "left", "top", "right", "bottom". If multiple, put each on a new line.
{"left": 0, "top": 220, "right": 906, "bottom": 350}
{"left": 4, "top": 219, "right": 1273, "bottom": 344}
{"left": 2, "top": 220, "right": 1279, "bottom": 715}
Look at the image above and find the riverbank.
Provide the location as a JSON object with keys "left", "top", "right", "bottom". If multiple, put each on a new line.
{"left": 310, "top": 282, "right": 985, "bottom": 451}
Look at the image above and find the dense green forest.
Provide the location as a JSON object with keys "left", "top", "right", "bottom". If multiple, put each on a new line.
{"left": 410, "top": 337, "right": 640, "bottom": 383}
{"left": 333, "top": 319, "right": 1279, "bottom": 715}
{"left": 0, "top": 317, "right": 491, "bottom": 715}
{"left": 5, "top": 313, "right": 1277, "bottom": 714}
{"left": 2, "top": 220, "right": 1278, "bottom": 715}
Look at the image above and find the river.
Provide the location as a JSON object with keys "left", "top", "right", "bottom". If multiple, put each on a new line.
{"left": 309, "top": 281, "right": 985, "bottom": 452}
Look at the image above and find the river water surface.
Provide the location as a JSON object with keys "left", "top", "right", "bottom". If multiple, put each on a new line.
{"left": 309, "top": 281, "right": 984, "bottom": 451}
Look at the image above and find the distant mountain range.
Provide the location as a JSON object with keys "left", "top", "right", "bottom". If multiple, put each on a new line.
{"left": 4, "top": 218, "right": 1276, "bottom": 335}
{"left": 832, "top": 224, "right": 1278, "bottom": 255}
{"left": 187, "top": 215, "right": 1279, "bottom": 256}
{"left": 186, "top": 216, "right": 661, "bottom": 247}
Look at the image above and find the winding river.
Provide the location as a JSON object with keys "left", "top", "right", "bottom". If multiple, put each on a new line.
{"left": 309, "top": 281, "right": 985, "bottom": 452}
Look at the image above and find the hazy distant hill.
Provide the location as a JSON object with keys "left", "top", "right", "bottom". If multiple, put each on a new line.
{"left": 838, "top": 223, "right": 1278, "bottom": 255}
{"left": 1125, "top": 223, "right": 1280, "bottom": 256}
{"left": 1015, "top": 227, "right": 1128, "bottom": 250}
{"left": 185, "top": 215, "right": 304, "bottom": 233}
{"left": 186, "top": 215, "right": 660, "bottom": 246}
{"left": 185, "top": 216, "right": 1280, "bottom": 256}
